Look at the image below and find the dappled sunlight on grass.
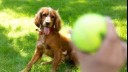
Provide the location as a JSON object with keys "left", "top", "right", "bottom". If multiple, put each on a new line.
{"left": 0, "top": 0, "right": 127, "bottom": 72}
{"left": 116, "top": 26, "right": 127, "bottom": 40}
{"left": 111, "top": 5, "right": 127, "bottom": 11}
{"left": 113, "top": 19, "right": 127, "bottom": 40}
{"left": 114, "top": 19, "right": 127, "bottom": 26}
{"left": 0, "top": 8, "right": 29, "bottom": 18}
{"left": 69, "top": 0, "right": 87, "bottom": 4}
{"left": 0, "top": 0, "right": 1, "bottom": 4}
{"left": 42, "top": 55, "right": 52, "bottom": 62}
{"left": 0, "top": 9, "right": 37, "bottom": 38}
{"left": 0, "top": 6, "right": 38, "bottom": 71}
{"left": 19, "top": 49, "right": 28, "bottom": 57}
{"left": 59, "top": 25, "right": 72, "bottom": 39}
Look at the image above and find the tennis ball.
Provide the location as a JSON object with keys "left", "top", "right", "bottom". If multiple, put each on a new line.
{"left": 72, "top": 14, "right": 107, "bottom": 54}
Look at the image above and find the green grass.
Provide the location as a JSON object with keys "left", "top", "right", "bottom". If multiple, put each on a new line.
{"left": 0, "top": 0, "right": 127, "bottom": 72}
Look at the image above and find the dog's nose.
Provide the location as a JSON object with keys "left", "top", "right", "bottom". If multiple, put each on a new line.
{"left": 46, "top": 22, "right": 50, "bottom": 26}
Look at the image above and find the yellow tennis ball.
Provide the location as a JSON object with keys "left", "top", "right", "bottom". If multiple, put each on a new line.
{"left": 72, "top": 14, "right": 107, "bottom": 54}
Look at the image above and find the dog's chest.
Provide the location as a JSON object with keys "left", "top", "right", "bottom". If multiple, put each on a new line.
{"left": 44, "top": 46, "right": 54, "bottom": 57}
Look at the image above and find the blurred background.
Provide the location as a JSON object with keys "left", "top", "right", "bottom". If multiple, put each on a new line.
{"left": 0, "top": 0, "right": 127, "bottom": 72}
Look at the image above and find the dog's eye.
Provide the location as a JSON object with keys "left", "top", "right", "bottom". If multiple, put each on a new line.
{"left": 43, "top": 14, "right": 47, "bottom": 17}
{"left": 51, "top": 16, "right": 55, "bottom": 18}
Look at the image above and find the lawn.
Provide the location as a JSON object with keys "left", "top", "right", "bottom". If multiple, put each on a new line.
{"left": 0, "top": 0, "right": 127, "bottom": 72}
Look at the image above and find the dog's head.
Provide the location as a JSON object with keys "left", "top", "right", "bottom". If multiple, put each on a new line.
{"left": 35, "top": 7, "right": 61, "bottom": 35}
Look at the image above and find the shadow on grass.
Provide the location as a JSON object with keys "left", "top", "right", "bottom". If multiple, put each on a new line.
{"left": 31, "top": 62, "right": 78, "bottom": 72}
{"left": 0, "top": 25, "right": 77, "bottom": 72}
{"left": 0, "top": 0, "right": 127, "bottom": 26}
{"left": 0, "top": 25, "right": 22, "bottom": 72}
{"left": 0, "top": 25, "right": 37, "bottom": 72}
{"left": 0, "top": 0, "right": 127, "bottom": 71}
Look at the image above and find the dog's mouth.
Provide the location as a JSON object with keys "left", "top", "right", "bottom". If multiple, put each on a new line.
{"left": 43, "top": 27, "right": 50, "bottom": 35}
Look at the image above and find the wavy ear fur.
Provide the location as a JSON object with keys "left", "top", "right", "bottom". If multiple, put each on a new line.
{"left": 54, "top": 10, "right": 61, "bottom": 32}
{"left": 34, "top": 9, "right": 43, "bottom": 28}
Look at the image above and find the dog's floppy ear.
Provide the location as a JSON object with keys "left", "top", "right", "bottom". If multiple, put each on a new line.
{"left": 54, "top": 10, "right": 61, "bottom": 32}
{"left": 34, "top": 9, "right": 43, "bottom": 28}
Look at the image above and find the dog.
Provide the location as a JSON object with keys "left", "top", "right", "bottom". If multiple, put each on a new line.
{"left": 21, "top": 7, "right": 78, "bottom": 72}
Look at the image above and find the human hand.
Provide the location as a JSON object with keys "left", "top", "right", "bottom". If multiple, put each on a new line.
{"left": 71, "top": 17, "right": 127, "bottom": 72}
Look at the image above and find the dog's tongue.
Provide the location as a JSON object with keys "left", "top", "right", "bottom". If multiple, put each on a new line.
{"left": 44, "top": 27, "right": 50, "bottom": 35}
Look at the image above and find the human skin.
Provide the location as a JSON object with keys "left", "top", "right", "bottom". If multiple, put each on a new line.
{"left": 70, "top": 17, "right": 127, "bottom": 72}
